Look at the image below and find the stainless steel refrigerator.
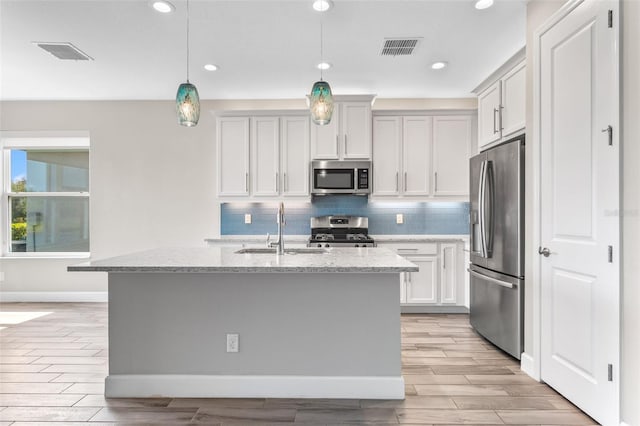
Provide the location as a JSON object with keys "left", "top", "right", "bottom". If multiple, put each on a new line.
{"left": 469, "top": 135, "right": 524, "bottom": 359}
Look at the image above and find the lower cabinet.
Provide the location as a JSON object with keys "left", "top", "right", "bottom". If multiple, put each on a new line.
{"left": 384, "top": 241, "right": 467, "bottom": 312}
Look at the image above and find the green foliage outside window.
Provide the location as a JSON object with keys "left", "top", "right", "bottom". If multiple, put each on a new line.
{"left": 11, "top": 178, "right": 27, "bottom": 241}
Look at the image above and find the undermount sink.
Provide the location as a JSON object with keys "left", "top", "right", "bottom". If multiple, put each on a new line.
{"left": 235, "top": 247, "right": 329, "bottom": 255}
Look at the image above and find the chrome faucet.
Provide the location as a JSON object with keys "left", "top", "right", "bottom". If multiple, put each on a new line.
{"left": 268, "top": 202, "right": 285, "bottom": 255}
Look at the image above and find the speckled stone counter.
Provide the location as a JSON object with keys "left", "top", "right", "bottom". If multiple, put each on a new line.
{"left": 68, "top": 246, "right": 410, "bottom": 400}
{"left": 68, "top": 247, "right": 418, "bottom": 273}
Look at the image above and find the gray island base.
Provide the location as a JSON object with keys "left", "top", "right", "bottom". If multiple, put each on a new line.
{"left": 69, "top": 247, "right": 418, "bottom": 399}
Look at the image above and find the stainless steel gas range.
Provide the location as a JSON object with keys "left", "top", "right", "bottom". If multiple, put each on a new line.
{"left": 307, "top": 216, "right": 376, "bottom": 248}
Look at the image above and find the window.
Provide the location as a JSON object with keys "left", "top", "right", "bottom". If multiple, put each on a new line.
{"left": 2, "top": 135, "right": 90, "bottom": 255}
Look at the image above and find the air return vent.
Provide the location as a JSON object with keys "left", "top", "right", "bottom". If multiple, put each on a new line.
{"left": 34, "top": 42, "right": 93, "bottom": 61}
{"left": 380, "top": 38, "right": 421, "bottom": 56}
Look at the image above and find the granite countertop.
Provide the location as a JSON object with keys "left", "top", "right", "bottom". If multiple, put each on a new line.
{"left": 68, "top": 247, "right": 418, "bottom": 273}
{"left": 205, "top": 235, "right": 469, "bottom": 244}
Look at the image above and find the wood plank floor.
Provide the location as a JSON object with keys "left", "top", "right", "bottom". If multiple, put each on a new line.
{"left": 0, "top": 303, "right": 598, "bottom": 425}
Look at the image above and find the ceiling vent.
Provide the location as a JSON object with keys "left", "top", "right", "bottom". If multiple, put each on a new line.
{"left": 380, "top": 38, "right": 422, "bottom": 57}
{"left": 33, "top": 42, "right": 93, "bottom": 61}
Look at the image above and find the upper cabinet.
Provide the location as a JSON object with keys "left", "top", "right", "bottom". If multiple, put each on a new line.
{"left": 218, "top": 115, "right": 309, "bottom": 198}
{"left": 475, "top": 48, "right": 526, "bottom": 151}
{"left": 433, "top": 116, "right": 472, "bottom": 196}
{"left": 372, "top": 114, "right": 472, "bottom": 199}
{"left": 311, "top": 96, "right": 374, "bottom": 160}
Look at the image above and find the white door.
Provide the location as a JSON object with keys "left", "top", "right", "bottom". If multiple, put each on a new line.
{"left": 402, "top": 116, "right": 431, "bottom": 196}
{"left": 372, "top": 116, "right": 402, "bottom": 196}
{"left": 500, "top": 62, "right": 526, "bottom": 139}
{"left": 432, "top": 116, "right": 471, "bottom": 196}
{"left": 217, "top": 117, "right": 250, "bottom": 196}
{"left": 251, "top": 117, "right": 279, "bottom": 197}
{"left": 281, "top": 116, "right": 310, "bottom": 197}
{"left": 539, "top": 1, "right": 619, "bottom": 424}
{"left": 405, "top": 256, "right": 437, "bottom": 304}
{"left": 310, "top": 112, "right": 339, "bottom": 160}
{"left": 477, "top": 81, "right": 501, "bottom": 149}
{"left": 341, "top": 102, "right": 372, "bottom": 159}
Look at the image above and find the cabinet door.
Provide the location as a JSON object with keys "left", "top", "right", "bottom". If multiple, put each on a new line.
{"left": 372, "top": 116, "right": 402, "bottom": 196}
{"left": 402, "top": 116, "right": 432, "bottom": 196}
{"left": 478, "top": 81, "right": 502, "bottom": 149}
{"left": 218, "top": 117, "right": 250, "bottom": 196}
{"left": 439, "top": 243, "right": 458, "bottom": 304}
{"left": 281, "top": 116, "right": 310, "bottom": 197}
{"left": 433, "top": 116, "right": 472, "bottom": 196}
{"left": 251, "top": 117, "right": 280, "bottom": 197}
{"left": 405, "top": 256, "right": 438, "bottom": 304}
{"left": 341, "top": 102, "right": 372, "bottom": 159}
{"left": 500, "top": 61, "right": 526, "bottom": 138}
{"left": 310, "top": 113, "right": 340, "bottom": 160}
{"left": 400, "top": 274, "right": 407, "bottom": 303}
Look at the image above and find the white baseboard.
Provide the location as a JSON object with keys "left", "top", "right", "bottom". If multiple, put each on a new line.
{"left": 0, "top": 291, "right": 108, "bottom": 303}
{"left": 520, "top": 352, "right": 540, "bottom": 381}
{"left": 105, "top": 374, "right": 405, "bottom": 399}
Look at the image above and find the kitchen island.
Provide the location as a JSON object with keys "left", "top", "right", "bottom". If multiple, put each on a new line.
{"left": 68, "top": 246, "right": 417, "bottom": 399}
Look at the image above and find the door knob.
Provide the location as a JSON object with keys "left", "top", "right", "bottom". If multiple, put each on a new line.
{"left": 538, "top": 247, "right": 551, "bottom": 257}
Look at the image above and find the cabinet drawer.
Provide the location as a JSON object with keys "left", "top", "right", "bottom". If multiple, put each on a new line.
{"left": 382, "top": 243, "right": 438, "bottom": 256}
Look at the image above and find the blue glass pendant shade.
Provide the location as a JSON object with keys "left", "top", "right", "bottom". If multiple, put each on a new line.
{"left": 309, "top": 80, "right": 334, "bottom": 125}
{"left": 176, "top": 81, "right": 200, "bottom": 127}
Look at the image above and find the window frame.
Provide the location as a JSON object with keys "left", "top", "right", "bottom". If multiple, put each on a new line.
{"left": 1, "top": 132, "right": 90, "bottom": 258}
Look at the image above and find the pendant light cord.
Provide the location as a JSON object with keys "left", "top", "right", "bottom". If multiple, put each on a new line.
{"left": 320, "top": 22, "right": 324, "bottom": 81}
{"left": 186, "top": 0, "right": 190, "bottom": 82}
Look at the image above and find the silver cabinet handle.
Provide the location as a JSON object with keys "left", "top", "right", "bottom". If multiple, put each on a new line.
{"left": 404, "top": 172, "right": 407, "bottom": 192}
{"left": 284, "top": 172, "right": 288, "bottom": 192}
{"left": 538, "top": 247, "right": 551, "bottom": 257}
{"left": 493, "top": 108, "right": 499, "bottom": 134}
{"left": 468, "top": 269, "right": 515, "bottom": 289}
{"left": 398, "top": 248, "right": 419, "bottom": 252}
{"left": 443, "top": 252, "right": 446, "bottom": 269}
{"left": 499, "top": 105, "right": 504, "bottom": 131}
{"left": 245, "top": 172, "right": 249, "bottom": 192}
{"left": 344, "top": 134, "right": 348, "bottom": 156}
{"left": 275, "top": 172, "right": 279, "bottom": 192}
{"left": 435, "top": 172, "right": 438, "bottom": 193}
{"left": 395, "top": 172, "right": 399, "bottom": 192}
{"left": 336, "top": 135, "right": 339, "bottom": 156}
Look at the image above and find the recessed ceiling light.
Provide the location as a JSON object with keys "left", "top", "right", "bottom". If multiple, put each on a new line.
{"left": 152, "top": 1, "right": 175, "bottom": 13}
{"left": 431, "top": 61, "right": 448, "bottom": 70}
{"left": 317, "top": 62, "right": 332, "bottom": 70}
{"left": 312, "top": 0, "right": 333, "bottom": 12}
{"left": 475, "top": 0, "right": 494, "bottom": 10}
{"left": 204, "top": 64, "right": 218, "bottom": 71}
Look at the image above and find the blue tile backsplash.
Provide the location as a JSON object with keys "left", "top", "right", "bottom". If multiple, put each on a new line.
{"left": 220, "top": 196, "right": 469, "bottom": 236}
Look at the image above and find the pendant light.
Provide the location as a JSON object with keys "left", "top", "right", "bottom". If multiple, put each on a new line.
{"left": 176, "top": 0, "right": 200, "bottom": 127}
{"left": 309, "top": 23, "right": 334, "bottom": 125}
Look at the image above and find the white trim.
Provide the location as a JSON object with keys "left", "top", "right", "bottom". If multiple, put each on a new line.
{"left": 520, "top": 352, "right": 539, "bottom": 381}
{"left": 619, "top": 422, "right": 631, "bottom": 426}
{"left": 0, "top": 292, "right": 107, "bottom": 303}
{"left": 105, "top": 374, "right": 405, "bottom": 399}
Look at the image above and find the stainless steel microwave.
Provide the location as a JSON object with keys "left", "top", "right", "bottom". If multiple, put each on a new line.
{"left": 310, "top": 160, "right": 371, "bottom": 195}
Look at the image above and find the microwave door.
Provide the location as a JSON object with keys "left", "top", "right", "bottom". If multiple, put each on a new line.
{"left": 314, "top": 169, "right": 354, "bottom": 192}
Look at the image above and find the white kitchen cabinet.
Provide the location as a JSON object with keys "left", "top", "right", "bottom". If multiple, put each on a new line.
{"left": 311, "top": 97, "right": 373, "bottom": 160}
{"left": 372, "top": 116, "right": 402, "bottom": 196}
{"left": 404, "top": 256, "right": 438, "bottom": 304}
{"left": 476, "top": 58, "right": 526, "bottom": 151}
{"left": 439, "top": 243, "right": 458, "bottom": 304}
{"left": 217, "top": 117, "right": 250, "bottom": 196}
{"left": 251, "top": 117, "right": 280, "bottom": 197}
{"left": 218, "top": 115, "right": 309, "bottom": 198}
{"left": 381, "top": 241, "right": 467, "bottom": 312}
{"left": 372, "top": 116, "right": 432, "bottom": 197}
{"left": 433, "top": 116, "right": 472, "bottom": 196}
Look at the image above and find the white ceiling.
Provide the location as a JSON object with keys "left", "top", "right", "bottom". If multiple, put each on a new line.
{"left": 0, "top": 0, "right": 527, "bottom": 101}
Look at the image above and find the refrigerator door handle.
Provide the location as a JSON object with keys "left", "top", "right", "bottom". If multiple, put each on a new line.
{"left": 484, "top": 161, "right": 494, "bottom": 257}
{"left": 468, "top": 269, "right": 515, "bottom": 289}
{"left": 478, "top": 160, "right": 488, "bottom": 258}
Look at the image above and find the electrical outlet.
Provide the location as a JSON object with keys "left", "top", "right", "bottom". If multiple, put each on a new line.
{"left": 396, "top": 214, "right": 404, "bottom": 224}
{"left": 244, "top": 214, "right": 252, "bottom": 224}
{"left": 226, "top": 333, "right": 239, "bottom": 352}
